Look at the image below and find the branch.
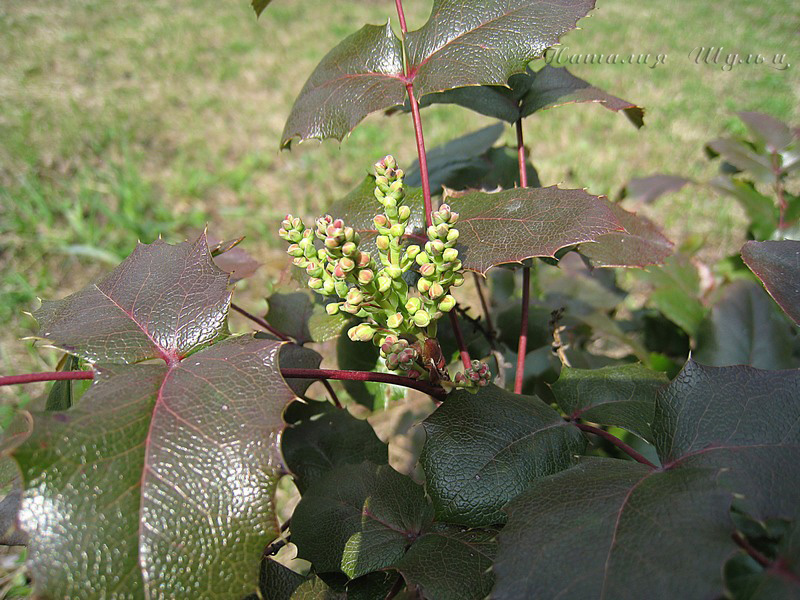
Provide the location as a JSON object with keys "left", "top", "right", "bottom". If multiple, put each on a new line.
{"left": 514, "top": 118, "right": 530, "bottom": 394}
{"left": 771, "top": 151, "right": 787, "bottom": 232}
{"left": 394, "top": 0, "right": 408, "bottom": 33}
{"left": 473, "top": 273, "right": 498, "bottom": 348}
{"left": 574, "top": 423, "right": 658, "bottom": 469}
{"left": 732, "top": 532, "right": 771, "bottom": 569}
{"left": 406, "top": 83, "right": 433, "bottom": 227}
{"left": 319, "top": 378, "right": 342, "bottom": 409}
{"left": 448, "top": 311, "right": 472, "bottom": 369}
{"left": 2, "top": 368, "right": 447, "bottom": 401}
{"left": 231, "top": 302, "right": 290, "bottom": 341}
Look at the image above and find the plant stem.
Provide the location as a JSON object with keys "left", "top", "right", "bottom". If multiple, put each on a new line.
{"left": 319, "top": 379, "right": 342, "bottom": 409}
{"left": 473, "top": 273, "right": 497, "bottom": 347}
{"left": 448, "top": 312, "right": 472, "bottom": 369}
{"left": 282, "top": 368, "right": 446, "bottom": 400}
{"left": 732, "top": 532, "right": 771, "bottom": 569}
{"left": 771, "top": 151, "right": 787, "bottom": 232}
{"left": 231, "top": 302, "right": 290, "bottom": 341}
{"left": 394, "top": 0, "right": 408, "bottom": 33}
{"left": 575, "top": 423, "right": 658, "bottom": 469}
{"left": 406, "top": 83, "right": 434, "bottom": 226}
{"left": 514, "top": 118, "right": 530, "bottom": 394}
{"left": 0, "top": 371, "right": 94, "bottom": 387}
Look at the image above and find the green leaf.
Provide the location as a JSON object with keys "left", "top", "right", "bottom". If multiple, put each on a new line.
{"left": 707, "top": 138, "right": 775, "bottom": 183}
{"left": 654, "top": 360, "right": 800, "bottom": 521}
{"left": 249, "top": 558, "right": 348, "bottom": 600}
{"left": 251, "top": 0, "right": 273, "bottom": 18}
{"left": 578, "top": 200, "right": 674, "bottom": 268}
{"left": 34, "top": 234, "right": 231, "bottom": 364}
{"left": 282, "top": 401, "right": 388, "bottom": 493}
{"left": 710, "top": 177, "right": 778, "bottom": 240}
{"left": 449, "top": 186, "right": 623, "bottom": 274}
{"left": 637, "top": 253, "right": 707, "bottom": 337}
{"left": 0, "top": 457, "right": 26, "bottom": 546}
{"left": 45, "top": 354, "right": 90, "bottom": 411}
{"left": 13, "top": 336, "right": 294, "bottom": 598}
{"left": 494, "top": 458, "right": 734, "bottom": 600}
{"left": 417, "top": 65, "right": 643, "bottom": 126}
{"left": 406, "top": 123, "right": 505, "bottom": 192}
{"left": 420, "top": 385, "right": 585, "bottom": 526}
{"left": 13, "top": 235, "right": 297, "bottom": 597}
{"left": 550, "top": 364, "right": 668, "bottom": 443}
{"left": 694, "top": 280, "right": 796, "bottom": 369}
{"left": 742, "top": 240, "right": 800, "bottom": 326}
{"left": 266, "top": 288, "right": 347, "bottom": 344}
{"left": 392, "top": 525, "right": 497, "bottom": 600}
{"left": 725, "top": 521, "right": 800, "bottom": 599}
{"left": 283, "top": 1, "right": 595, "bottom": 145}
{"left": 291, "top": 462, "right": 433, "bottom": 578}
{"left": 281, "top": 23, "right": 405, "bottom": 147}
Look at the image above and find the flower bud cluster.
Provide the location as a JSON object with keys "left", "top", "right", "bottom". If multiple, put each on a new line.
{"left": 453, "top": 360, "right": 492, "bottom": 388}
{"left": 379, "top": 335, "right": 424, "bottom": 379}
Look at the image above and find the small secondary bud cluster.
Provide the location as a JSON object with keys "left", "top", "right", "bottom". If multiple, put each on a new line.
{"left": 453, "top": 360, "right": 492, "bottom": 388}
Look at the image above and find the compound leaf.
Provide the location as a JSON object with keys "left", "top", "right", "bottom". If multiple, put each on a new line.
{"left": 448, "top": 186, "right": 623, "bottom": 274}
{"left": 291, "top": 462, "right": 433, "bottom": 579}
{"left": 742, "top": 240, "right": 800, "bottom": 326}
{"left": 694, "top": 280, "right": 796, "bottom": 370}
{"left": 420, "top": 384, "right": 585, "bottom": 526}
{"left": 494, "top": 458, "right": 734, "bottom": 600}
{"left": 551, "top": 364, "right": 668, "bottom": 443}
{"left": 578, "top": 200, "right": 673, "bottom": 268}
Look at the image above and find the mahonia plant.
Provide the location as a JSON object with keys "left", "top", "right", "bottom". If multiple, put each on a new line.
{"left": 280, "top": 155, "right": 490, "bottom": 388}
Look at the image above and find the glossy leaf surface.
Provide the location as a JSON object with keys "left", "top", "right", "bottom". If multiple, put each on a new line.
{"left": 694, "top": 280, "right": 796, "bottom": 369}
{"left": 420, "top": 385, "right": 585, "bottom": 526}
{"left": 494, "top": 459, "right": 734, "bottom": 600}
{"left": 266, "top": 288, "right": 347, "bottom": 344}
{"left": 449, "top": 186, "right": 622, "bottom": 274}
{"left": 742, "top": 240, "right": 800, "bottom": 326}
{"left": 551, "top": 364, "right": 668, "bottom": 442}
{"left": 34, "top": 234, "right": 231, "bottom": 365}
{"left": 291, "top": 462, "right": 433, "bottom": 578}
{"left": 578, "top": 201, "right": 673, "bottom": 268}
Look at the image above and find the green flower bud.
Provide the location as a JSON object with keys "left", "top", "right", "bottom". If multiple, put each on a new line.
{"left": 346, "top": 288, "right": 364, "bottom": 305}
{"left": 416, "top": 252, "right": 430, "bottom": 265}
{"left": 325, "top": 302, "right": 340, "bottom": 316}
{"left": 398, "top": 205, "right": 411, "bottom": 222}
{"left": 446, "top": 229, "right": 459, "bottom": 243}
{"left": 288, "top": 230, "right": 303, "bottom": 243}
{"left": 354, "top": 324, "right": 376, "bottom": 342}
{"left": 442, "top": 248, "right": 459, "bottom": 263}
{"left": 376, "top": 235, "right": 390, "bottom": 251}
{"left": 452, "top": 273, "right": 465, "bottom": 287}
{"left": 413, "top": 311, "right": 431, "bottom": 328}
{"left": 419, "top": 263, "right": 436, "bottom": 278}
{"left": 325, "top": 236, "right": 339, "bottom": 250}
{"left": 389, "top": 223, "right": 405, "bottom": 238}
{"left": 334, "top": 281, "right": 349, "bottom": 297}
{"left": 385, "top": 265, "right": 402, "bottom": 280}
{"left": 438, "top": 295, "right": 456, "bottom": 312}
{"left": 377, "top": 276, "right": 392, "bottom": 293}
{"left": 426, "top": 225, "right": 438, "bottom": 240}
{"left": 342, "top": 241, "right": 358, "bottom": 257}
{"left": 430, "top": 240, "right": 445, "bottom": 255}
{"left": 339, "top": 257, "right": 355, "bottom": 273}
{"left": 306, "top": 263, "right": 323, "bottom": 278}
{"left": 387, "top": 312, "right": 404, "bottom": 329}
{"left": 428, "top": 282, "right": 445, "bottom": 299}
{"left": 405, "top": 297, "right": 422, "bottom": 313}
{"left": 344, "top": 227, "right": 356, "bottom": 242}
{"left": 341, "top": 303, "right": 359, "bottom": 314}
{"left": 436, "top": 223, "right": 449, "bottom": 238}
{"left": 287, "top": 244, "right": 303, "bottom": 257}
{"left": 418, "top": 278, "right": 431, "bottom": 294}
{"left": 374, "top": 214, "right": 388, "bottom": 228}
{"left": 307, "top": 277, "right": 323, "bottom": 289}
{"left": 405, "top": 245, "right": 421, "bottom": 260}
{"left": 323, "top": 279, "right": 335, "bottom": 294}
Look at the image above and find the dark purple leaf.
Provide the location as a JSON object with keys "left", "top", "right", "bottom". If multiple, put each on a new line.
{"left": 34, "top": 234, "right": 231, "bottom": 365}
{"left": 621, "top": 174, "right": 693, "bottom": 204}
{"left": 283, "top": 1, "right": 596, "bottom": 145}
{"left": 210, "top": 237, "right": 261, "bottom": 282}
{"left": 578, "top": 201, "right": 673, "bottom": 268}
{"left": 266, "top": 288, "right": 347, "bottom": 344}
{"left": 741, "top": 240, "right": 800, "bottom": 326}
{"left": 448, "top": 186, "right": 623, "bottom": 274}
{"left": 738, "top": 111, "right": 795, "bottom": 154}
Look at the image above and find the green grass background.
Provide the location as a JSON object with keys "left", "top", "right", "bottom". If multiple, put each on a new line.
{"left": 1, "top": 0, "right": 798, "bottom": 406}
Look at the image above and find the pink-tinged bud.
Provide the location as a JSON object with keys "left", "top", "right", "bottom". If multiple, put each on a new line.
{"left": 436, "top": 224, "right": 449, "bottom": 238}
{"left": 341, "top": 303, "right": 359, "bottom": 314}
{"left": 428, "top": 282, "right": 445, "bottom": 299}
{"left": 407, "top": 369, "right": 420, "bottom": 379}
{"left": 413, "top": 311, "right": 431, "bottom": 328}
{"left": 386, "top": 355, "right": 400, "bottom": 370}
{"left": 332, "top": 218, "right": 344, "bottom": 229}
{"left": 376, "top": 235, "right": 390, "bottom": 251}
{"left": 430, "top": 240, "right": 445, "bottom": 255}
{"left": 342, "top": 241, "right": 358, "bottom": 257}
{"left": 374, "top": 214, "right": 388, "bottom": 228}
{"left": 389, "top": 180, "right": 404, "bottom": 193}
{"left": 308, "top": 277, "right": 323, "bottom": 289}
{"left": 293, "top": 257, "right": 308, "bottom": 268}
{"left": 448, "top": 211, "right": 459, "bottom": 224}
{"left": 380, "top": 342, "right": 393, "bottom": 355}
{"left": 418, "top": 278, "right": 431, "bottom": 293}
{"left": 306, "top": 263, "right": 323, "bottom": 278}
{"left": 346, "top": 288, "right": 364, "bottom": 305}
{"left": 387, "top": 312, "right": 404, "bottom": 329}
{"left": 438, "top": 295, "right": 456, "bottom": 312}
{"left": 356, "top": 252, "right": 371, "bottom": 268}
{"left": 454, "top": 373, "right": 466, "bottom": 385}
{"left": 442, "top": 248, "right": 458, "bottom": 263}
{"left": 419, "top": 263, "right": 436, "bottom": 278}
{"left": 339, "top": 257, "right": 355, "bottom": 272}
{"left": 333, "top": 263, "right": 345, "bottom": 278}
{"left": 326, "top": 303, "right": 340, "bottom": 316}
{"left": 358, "top": 269, "right": 374, "bottom": 285}
{"left": 287, "top": 244, "right": 303, "bottom": 257}
{"left": 398, "top": 348, "right": 416, "bottom": 364}
{"left": 325, "top": 237, "right": 339, "bottom": 250}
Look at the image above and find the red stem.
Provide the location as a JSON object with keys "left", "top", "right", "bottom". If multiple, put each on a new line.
{"left": 0, "top": 368, "right": 446, "bottom": 401}
{"left": 575, "top": 423, "right": 658, "bottom": 469}
{"left": 473, "top": 273, "right": 497, "bottom": 347}
{"left": 0, "top": 371, "right": 94, "bottom": 386}
{"left": 732, "top": 532, "right": 771, "bottom": 569}
{"left": 231, "top": 302, "right": 290, "bottom": 341}
{"left": 319, "top": 379, "right": 342, "bottom": 409}
{"left": 449, "top": 312, "right": 472, "bottom": 369}
{"left": 514, "top": 119, "right": 530, "bottom": 394}
{"left": 406, "top": 83, "right": 433, "bottom": 227}
{"left": 394, "top": 0, "right": 408, "bottom": 33}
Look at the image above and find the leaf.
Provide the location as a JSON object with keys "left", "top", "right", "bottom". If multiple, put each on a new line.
{"left": 391, "top": 525, "right": 497, "bottom": 600}
{"left": 654, "top": 360, "right": 800, "bottom": 521}
{"left": 621, "top": 174, "right": 693, "bottom": 204}
{"left": 637, "top": 253, "right": 707, "bottom": 337}
{"left": 282, "top": 1, "right": 595, "bottom": 145}
{"left": 34, "top": 233, "right": 231, "bottom": 365}
{"left": 282, "top": 401, "right": 388, "bottom": 493}
{"left": 406, "top": 123, "right": 505, "bottom": 191}
{"left": 710, "top": 177, "right": 778, "bottom": 240}
{"left": 251, "top": 0, "right": 273, "bottom": 18}
{"left": 0, "top": 457, "right": 26, "bottom": 546}
{"left": 250, "top": 558, "right": 346, "bottom": 600}
{"left": 13, "top": 335, "right": 295, "bottom": 598}
{"left": 738, "top": 111, "right": 795, "bottom": 154}
{"left": 706, "top": 138, "right": 775, "bottom": 183}
{"left": 420, "top": 384, "right": 585, "bottom": 526}
{"left": 266, "top": 288, "right": 347, "bottom": 344}
{"left": 448, "top": 186, "right": 623, "bottom": 274}
{"left": 550, "top": 364, "right": 668, "bottom": 442}
{"left": 211, "top": 239, "right": 261, "bottom": 282}
{"left": 336, "top": 324, "right": 382, "bottom": 408}
{"left": 694, "top": 280, "right": 796, "bottom": 370}
{"left": 494, "top": 458, "right": 734, "bottom": 600}
{"left": 291, "top": 462, "right": 433, "bottom": 578}
{"left": 278, "top": 342, "right": 324, "bottom": 396}
{"left": 45, "top": 354, "right": 90, "bottom": 411}
{"left": 742, "top": 240, "right": 800, "bottom": 326}
{"left": 405, "top": 1, "right": 596, "bottom": 97}
{"left": 578, "top": 200, "right": 673, "bottom": 268}
{"left": 281, "top": 23, "right": 405, "bottom": 147}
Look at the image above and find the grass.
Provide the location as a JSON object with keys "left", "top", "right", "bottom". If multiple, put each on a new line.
{"left": 1, "top": 0, "right": 798, "bottom": 402}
